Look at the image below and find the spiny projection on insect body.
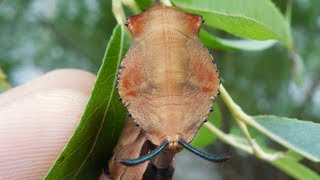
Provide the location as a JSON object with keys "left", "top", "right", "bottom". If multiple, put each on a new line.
{"left": 107, "top": 5, "right": 228, "bottom": 179}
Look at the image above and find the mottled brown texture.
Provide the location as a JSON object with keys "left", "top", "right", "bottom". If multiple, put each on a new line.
{"left": 108, "top": 118, "right": 174, "bottom": 180}
{"left": 118, "top": 5, "right": 220, "bottom": 150}
{"left": 108, "top": 118, "right": 150, "bottom": 180}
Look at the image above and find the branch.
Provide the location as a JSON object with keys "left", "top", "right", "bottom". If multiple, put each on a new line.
{"left": 219, "top": 85, "right": 282, "bottom": 161}
{"left": 204, "top": 122, "right": 253, "bottom": 154}
{"left": 160, "top": 0, "right": 172, "bottom": 6}
{"left": 112, "top": 0, "right": 126, "bottom": 25}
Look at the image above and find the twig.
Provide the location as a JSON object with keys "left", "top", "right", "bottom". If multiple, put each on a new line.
{"left": 112, "top": 0, "right": 126, "bottom": 25}
{"left": 204, "top": 122, "right": 253, "bottom": 154}
{"left": 219, "top": 85, "right": 282, "bottom": 161}
{"left": 160, "top": 0, "right": 172, "bottom": 6}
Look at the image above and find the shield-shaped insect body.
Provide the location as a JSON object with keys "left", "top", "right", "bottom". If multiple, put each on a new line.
{"left": 108, "top": 5, "right": 229, "bottom": 180}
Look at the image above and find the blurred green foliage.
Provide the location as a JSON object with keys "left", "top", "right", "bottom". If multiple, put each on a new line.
{"left": 1, "top": 0, "right": 320, "bottom": 179}
{"left": 0, "top": 0, "right": 116, "bottom": 85}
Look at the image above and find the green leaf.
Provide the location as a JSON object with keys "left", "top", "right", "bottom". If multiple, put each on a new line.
{"left": 224, "top": 132, "right": 319, "bottom": 179}
{"left": 254, "top": 115, "right": 320, "bottom": 162}
{"left": 200, "top": 30, "right": 276, "bottom": 51}
{"left": 134, "top": 0, "right": 155, "bottom": 10}
{"left": 271, "top": 156, "right": 320, "bottom": 180}
{"left": 45, "top": 25, "right": 130, "bottom": 179}
{"left": 191, "top": 104, "right": 221, "bottom": 148}
{"left": 172, "top": 0, "right": 293, "bottom": 48}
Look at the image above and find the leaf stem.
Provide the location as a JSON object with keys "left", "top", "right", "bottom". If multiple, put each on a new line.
{"left": 204, "top": 123, "right": 253, "bottom": 153}
{"left": 219, "top": 85, "right": 282, "bottom": 161}
{"left": 160, "top": 0, "right": 172, "bottom": 6}
{"left": 112, "top": 0, "right": 126, "bottom": 25}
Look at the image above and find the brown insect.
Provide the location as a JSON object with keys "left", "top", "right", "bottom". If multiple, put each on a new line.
{"left": 106, "top": 5, "right": 229, "bottom": 179}
{"left": 106, "top": 117, "right": 175, "bottom": 179}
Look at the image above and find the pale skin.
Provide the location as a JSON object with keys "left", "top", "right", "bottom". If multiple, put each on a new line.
{"left": 0, "top": 69, "right": 102, "bottom": 179}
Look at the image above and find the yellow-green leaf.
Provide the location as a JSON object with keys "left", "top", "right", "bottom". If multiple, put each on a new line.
{"left": 172, "top": 0, "right": 293, "bottom": 48}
